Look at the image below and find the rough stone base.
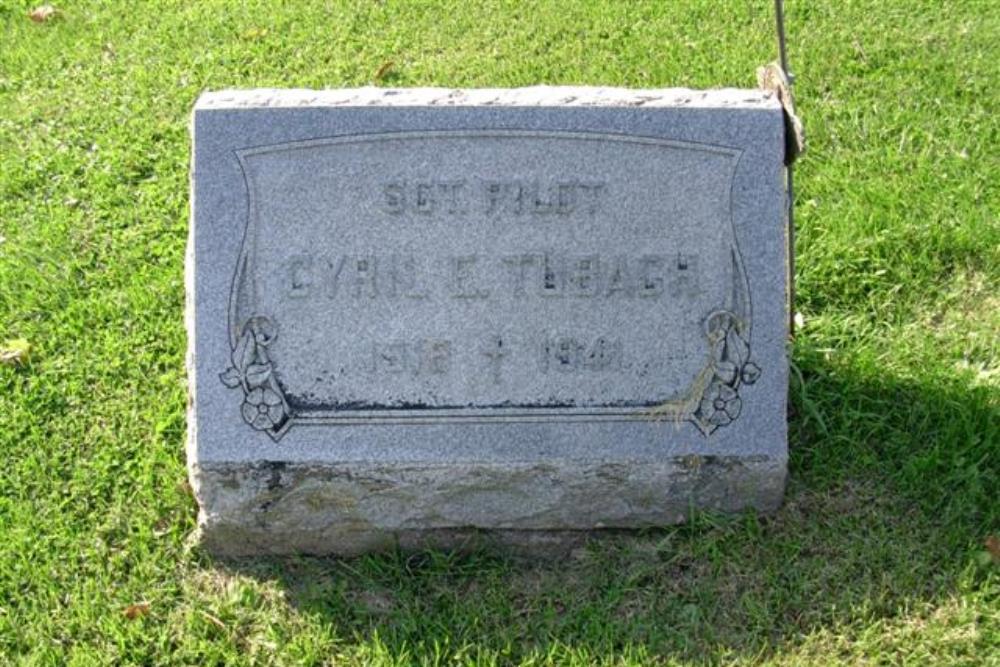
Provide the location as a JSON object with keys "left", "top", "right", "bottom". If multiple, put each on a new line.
{"left": 192, "top": 457, "right": 786, "bottom": 557}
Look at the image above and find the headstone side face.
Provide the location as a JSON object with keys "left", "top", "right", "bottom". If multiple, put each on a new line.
{"left": 187, "top": 87, "right": 789, "bottom": 556}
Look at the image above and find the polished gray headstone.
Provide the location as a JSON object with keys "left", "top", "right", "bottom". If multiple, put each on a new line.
{"left": 187, "top": 87, "right": 789, "bottom": 555}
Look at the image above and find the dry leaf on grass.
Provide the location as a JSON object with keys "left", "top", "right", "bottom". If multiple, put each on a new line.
{"left": 176, "top": 479, "right": 193, "bottom": 498}
{"left": 242, "top": 27, "right": 268, "bottom": 40}
{"left": 200, "top": 610, "right": 226, "bottom": 630}
{"left": 0, "top": 339, "right": 31, "bottom": 367}
{"left": 28, "top": 5, "right": 59, "bottom": 22}
{"left": 986, "top": 535, "right": 1000, "bottom": 564}
{"left": 374, "top": 60, "right": 394, "bottom": 80}
{"left": 124, "top": 602, "right": 151, "bottom": 619}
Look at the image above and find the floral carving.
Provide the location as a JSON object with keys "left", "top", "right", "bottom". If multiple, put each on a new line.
{"left": 691, "top": 310, "right": 760, "bottom": 435}
{"left": 220, "top": 316, "right": 291, "bottom": 440}
{"left": 241, "top": 387, "right": 286, "bottom": 430}
{"left": 698, "top": 382, "right": 742, "bottom": 428}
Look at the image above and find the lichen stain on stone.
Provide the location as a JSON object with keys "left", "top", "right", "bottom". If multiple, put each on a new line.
{"left": 219, "top": 475, "right": 242, "bottom": 490}
{"left": 679, "top": 454, "right": 704, "bottom": 470}
{"left": 285, "top": 480, "right": 360, "bottom": 515}
{"left": 262, "top": 461, "right": 287, "bottom": 491}
{"left": 632, "top": 490, "right": 660, "bottom": 510}
{"left": 593, "top": 463, "right": 630, "bottom": 483}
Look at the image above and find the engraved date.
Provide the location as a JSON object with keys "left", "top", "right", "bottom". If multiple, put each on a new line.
{"left": 371, "top": 339, "right": 452, "bottom": 376}
{"left": 539, "top": 336, "right": 623, "bottom": 373}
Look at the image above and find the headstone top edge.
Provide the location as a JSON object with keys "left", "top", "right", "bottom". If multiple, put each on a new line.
{"left": 193, "top": 86, "right": 781, "bottom": 111}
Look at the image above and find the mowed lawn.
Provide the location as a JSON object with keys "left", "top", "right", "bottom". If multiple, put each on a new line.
{"left": 1, "top": 0, "right": 997, "bottom": 664}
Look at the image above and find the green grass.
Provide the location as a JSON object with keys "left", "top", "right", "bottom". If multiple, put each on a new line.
{"left": 1, "top": 0, "right": 998, "bottom": 664}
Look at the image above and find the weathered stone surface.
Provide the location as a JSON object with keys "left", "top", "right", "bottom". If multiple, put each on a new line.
{"left": 188, "top": 86, "right": 790, "bottom": 556}
{"left": 194, "top": 456, "right": 785, "bottom": 556}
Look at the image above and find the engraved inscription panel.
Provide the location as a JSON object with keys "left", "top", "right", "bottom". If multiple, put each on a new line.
{"left": 223, "top": 131, "right": 756, "bottom": 438}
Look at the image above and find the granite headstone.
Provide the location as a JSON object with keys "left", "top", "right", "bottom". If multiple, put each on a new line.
{"left": 187, "top": 87, "right": 789, "bottom": 555}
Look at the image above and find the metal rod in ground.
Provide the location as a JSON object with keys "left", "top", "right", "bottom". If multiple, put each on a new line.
{"left": 774, "top": 0, "right": 795, "bottom": 338}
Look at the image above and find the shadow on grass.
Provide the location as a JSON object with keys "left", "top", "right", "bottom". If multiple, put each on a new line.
{"left": 211, "top": 345, "right": 997, "bottom": 663}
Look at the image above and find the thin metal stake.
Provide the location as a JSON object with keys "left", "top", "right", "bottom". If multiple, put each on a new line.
{"left": 774, "top": 0, "right": 796, "bottom": 338}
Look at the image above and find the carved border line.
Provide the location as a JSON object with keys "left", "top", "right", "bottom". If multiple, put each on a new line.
{"left": 220, "top": 130, "right": 757, "bottom": 441}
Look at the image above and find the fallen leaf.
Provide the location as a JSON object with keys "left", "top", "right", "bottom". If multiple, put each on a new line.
{"left": 242, "top": 27, "right": 268, "bottom": 40}
{"left": 200, "top": 610, "right": 226, "bottom": 630}
{"left": 0, "top": 339, "right": 31, "bottom": 367}
{"left": 124, "top": 602, "right": 150, "bottom": 619}
{"left": 355, "top": 589, "right": 395, "bottom": 615}
{"left": 986, "top": 535, "right": 1000, "bottom": 563}
{"left": 28, "top": 5, "right": 59, "bottom": 22}
{"left": 374, "top": 60, "right": 394, "bottom": 81}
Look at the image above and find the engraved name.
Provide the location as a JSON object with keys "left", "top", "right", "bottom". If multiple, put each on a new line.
{"left": 284, "top": 253, "right": 700, "bottom": 300}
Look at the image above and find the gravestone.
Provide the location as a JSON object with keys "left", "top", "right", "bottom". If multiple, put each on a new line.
{"left": 187, "top": 87, "right": 789, "bottom": 555}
